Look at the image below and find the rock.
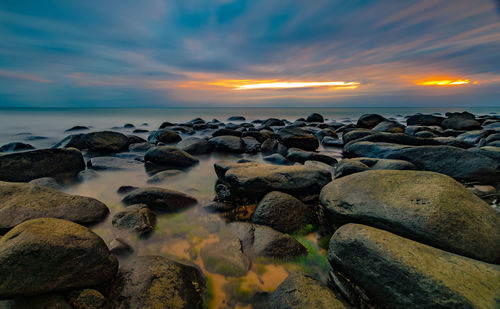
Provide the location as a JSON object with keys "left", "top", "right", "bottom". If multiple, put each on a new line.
{"left": 306, "top": 113, "right": 324, "bottom": 123}
{"left": 220, "top": 162, "right": 331, "bottom": 201}
{"left": 334, "top": 159, "right": 370, "bottom": 178}
{"left": 129, "top": 142, "right": 154, "bottom": 152}
{"left": 322, "top": 137, "right": 343, "bottom": 147}
{"left": 286, "top": 148, "right": 337, "bottom": 165}
{"left": 406, "top": 114, "right": 444, "bottom": 126}
{"left": 176, "top": 137, "right": 213, "bottom": 155}
{"left": 228, "top": 116, "right": 246, "bottom": 121}
{"left": 146, "top": 170, "right": 184, "bottom": 184}
{"left": 442, "top": 112, "right": 481, "bottom": 130}
{"left": 53, "top": 131, "right": 129, "bottom": 155}
{"left": 147, "top": 129, "right": 182, "bottom": 144}
{"left": 212, "top": 128, "right": 242, "bottom": 137}
{"left": 144, "top": 146, "right": 199, "bottom": 168}
{"left": 433, "top": 137, "right": 472, "bottom": 148}
{"left": 0, "top": 142, "right": 34, "bottom": 153}
{"left": 342, "top": 129, "right": 374, "bottom": 144}
{"left": 124, "top": 123, "right": 135, "bottom": 128}
{"left": 328, "top": 224, "right": 500, "bottom": 309}
{"left": 28, "top": 177, "right": 61, "bottom": 190}
{"left": 67, "top": 289, "right": 106, "bottom": 309}
{"left": 0, "top": 218, "right": 118, "bottom": 298}
{"left": 370, "top": 158, "right": 417, "bottom": 170}
{"left": 126, "top": 135, "right": 146, "bottom": 145}
{"left": 107, "top": 256, "right": 204, "bottom": 309}
{"left": 262, "top": 118, "right": 285, "bottom": 127}
{"left": 385, "top": 145, "right": 500, "bottom": 184}
{"left": 122, "top": 187, "right": 197, "bottom": 212}
{"left": 263, "top": 153, "right": 291, "bottom": 165}
{"left": 242, "top": 136, "right": 261, "bottom": 153}
{"left": 0, "top": 148, "right": 85, "bottom": 182}
{"left": 251, "top": 191, "right": 317, "bottom": 233}
{"left": 456, "top": 130, "right": 491, "bottom": 145}
{"left": 0, "top": 293, "right": 72, "bottom": 308}
{"left": 344, "top": 132, "right": 443, "bottom": 148}
{"left": 200, "top": 237, "right": 250, "bottom": 276}
{"left": 276, "top": 127, "right": 319, "bottom": 151}
{"left": 267, "top": 273, "right": 348, "bottom": 309}
{"left": 356, "top": 114, "right": 385, "bottom": 129}
{"left": 117, "top": 185, "right": 139, "bottom": 195}
{"left": 320, "top": 170, "right": 500, "bottom": 263}
{"left": 209, "top": 136, "right": 245, "bottom": 153}
{"left": 65, "top": 125, "right": 90, "bottom": 132}
{"left": 133, "top": 129, "right": 149, "bottom": 133}
{"left": 228, "top": 222, "right": 307, "bottom": 259}
{"left": 77, "top": 169, "right": 99, "bottom": 182}
{"left": 372, "top": 120, "right": 405, "bottom": 133}
{"left": 0, "top": 182, "right": 109, "bottom": 233}
{"left": 261, "top": 139, "right": 288, "bottom": 156}
{"left": 88, "top": 156, "right": 142, "bottom": 170}
{"left": 112, "top": 204, "right": 156, "bottom": 234}
{"left": 109, "top": 238, "right": 133, "bottom": 256}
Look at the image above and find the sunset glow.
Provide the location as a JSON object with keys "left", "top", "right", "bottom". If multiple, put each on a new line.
{"left": 417, "top": 79, "right": 473, "bottom": 86}
{"left": 207, "top": 80, "right": 360, "bottom": 90}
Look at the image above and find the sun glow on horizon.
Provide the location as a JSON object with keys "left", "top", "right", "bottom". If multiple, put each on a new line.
{"left": 417, "top": 79, "right": 474, "bottom": 86}
{"left": 206, "top": 79, "right": 360, "bottom": 90}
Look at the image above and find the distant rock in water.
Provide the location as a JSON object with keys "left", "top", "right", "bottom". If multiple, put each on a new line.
{"left": 0, "top": 181, "right": 109, "bottom": 233}
{"left": 65, "top": 125, "right": 90, "bottom": 132}
{"left": 306, "top": 112, "right": 324, "bottom": 123}
{"left": 147, "top": 129, "right": 182, "bottom": 144}
{"left": 0, "top": 148, "right": 85, "bottom": 182}
{"left": 144, "top": 146, "right": 199, "bottom": 168}
{"left": 228, "top": 116, "right": 246, "bottom": 121}
{"left": 0, "top": 142, "right": 35, "bottom": 153}
{"left": 53, "top": 131, "right": 130, "bottom": 155}
{"left": 0, "top": 218, "right": 118, "bottom": 299}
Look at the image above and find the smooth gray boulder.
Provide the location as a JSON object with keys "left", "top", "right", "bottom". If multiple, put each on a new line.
{"left": 320, "top": 170, "right": 500, "bottom": 263}
{"left": 176, "top": 137, "right": 213, "bottom": 155}
{"left": 53, "top": 131, "right": 129, "bottom": 155}
{"left": 0, "top": 148, "right": 85, "bottom": 182}
{"left": 122, "top": 187, "right": 197, "bottom": 212}
{"left": 328, "top": 224, "right": 500, "bottom": 309}
{"left": 144, "top": 146, "right": 199, "bottom": 168}
{"left": 209, "top": 136, "right": 245, "bottom": 153}
{"left": 0, "top": 181, "right": 109, "bottom": 233}
{"left": 276, "top": 127, "right": 319, "bottom": 151}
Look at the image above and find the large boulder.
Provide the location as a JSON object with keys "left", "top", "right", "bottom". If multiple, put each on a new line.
{"left": 219, "top": 162, "right": 331, "bottom": 201}
{"left": 53, "top": 131, "right": 129, "bottom": 155}
{"left": 267, "top": 273, "right": 348, "bottom": 309}
{"left": 442, "top": 112, "right": 481, "bottom": 130}
{"left": 356, "top": 114, "right": 385, "bottom": 129}
{"left": 320, "top": 170, "right": 500, "bottom": 263}
{"left": 89, "top": 156, "right": 142, "bottom": 170}
{"left": 144, "top": 146, "right": 199, "bottom": 168}
{"left": 306, "top": 113, "right": 324, "bottom": 123}
{"left": 208, "top": 136, "right": 245, "bottom": 153}
{"left": 385, "top": 145, "right": 500, "bottom": 184}
{"left": 251, "top": 191, "right": 317, "bottom": 234}
{"left": 0, "top": 181, "right": 109, "bottom": 233}
{"left": 176, "top": 137, "right": 213, "bottom": 155}
{"left": 344, "top": 132, "right": 443, "bottom": 148}
{"left": 276, "top": 127, "right": 319, "bottom": 151}
{"left": 147, "top": 129, "right": 181, "bottom": 144}
{"left": 372, "top": 120, "right": 405, "bottom": 133}
{"left": 0, "top": 148, "right": 85, "bottom": 182}
{"left": 122, "top": 187, "right": 197, "bottom": 212}
{"left": 328, "top": 224, "right": 500, "bottom": 309}
{"left": 107, "top": 255, "right": 204, "bottom": 309}
{"left": 0, "top": 218, "right": 118, "bottom": 299}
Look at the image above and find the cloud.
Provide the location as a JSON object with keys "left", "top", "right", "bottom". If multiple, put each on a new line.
{"left": 0, "top": 0, "right": 499, "bottom": 107}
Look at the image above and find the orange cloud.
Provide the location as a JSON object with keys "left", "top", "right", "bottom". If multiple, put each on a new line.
{"left": 416, "top": 78, "right": 475, "bottom": 86}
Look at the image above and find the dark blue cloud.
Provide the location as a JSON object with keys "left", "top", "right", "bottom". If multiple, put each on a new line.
{"left": 0, "top": 0, "right": 499, "bottom": 107}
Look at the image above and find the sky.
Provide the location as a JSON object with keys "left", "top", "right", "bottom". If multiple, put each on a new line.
{"left": 0, "top": 0, "right": 499, "bottom": 108}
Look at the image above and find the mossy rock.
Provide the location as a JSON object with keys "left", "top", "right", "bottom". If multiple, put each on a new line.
{"left": 328, "top": 224, "right": 500, "bottom": 309}
{"left": 0, "top": 218, "right": 118, "bottom": 299}
{"left": 320, "top": 170, "right": 500, "bottom": 263}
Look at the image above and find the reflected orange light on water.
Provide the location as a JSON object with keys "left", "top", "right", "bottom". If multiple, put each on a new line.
{"left": 207, "top": 79, "right": 360, "bottom": 90}
{"left": 417, "top": 79, "right": 474, "bottom": 86}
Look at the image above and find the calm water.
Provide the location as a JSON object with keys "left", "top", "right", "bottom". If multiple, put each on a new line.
{"left": 1, "top": 106, "right": 499, "bottom": 308}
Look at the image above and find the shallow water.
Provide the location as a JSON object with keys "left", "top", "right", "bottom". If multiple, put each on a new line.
{"left": 1, "top": 106, "right": 499, "bottom": 307}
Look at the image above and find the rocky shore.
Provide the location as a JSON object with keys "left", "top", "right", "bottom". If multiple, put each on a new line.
{"left": 0, "top": 110, "right": 499, "bottom": 308}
